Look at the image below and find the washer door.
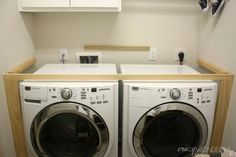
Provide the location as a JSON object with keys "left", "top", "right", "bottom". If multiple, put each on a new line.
{"left": 31, "top": 102, "right": 109, "bottom": 157}
{"left": 133, "top": 102, "right": 208, "bottom": 157}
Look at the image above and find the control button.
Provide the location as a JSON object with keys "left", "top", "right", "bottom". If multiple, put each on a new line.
{"left": 102, "top": 94, "right": 106, "bottom": 100}
{"left": 97, "top": 101, "right": 102, "bottom": 104}
{"left": 61, "top": 88, "right": 73, "bottom": 100}
{"left": 96, "top": 96, "right": 101, "bottom": 100}
{"left": 170, "top": 88, "right": 181, "bottom": 100}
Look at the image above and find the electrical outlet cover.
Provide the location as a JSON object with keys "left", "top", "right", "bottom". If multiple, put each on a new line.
{"left": 59, "top": 48, "right": 68, "bottom": 60}
{"left": 75, "top": 52, "right": 102, "bottom": 64}
{"left": 174, "top": 49, "right": 187, "bottom": 61}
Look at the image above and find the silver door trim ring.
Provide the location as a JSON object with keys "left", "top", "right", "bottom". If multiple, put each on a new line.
{"left": 30, "top": 102, "right": 109, "bottom": 157}
{"left": 133, "top": 102, "right": 208, "bottom": 157}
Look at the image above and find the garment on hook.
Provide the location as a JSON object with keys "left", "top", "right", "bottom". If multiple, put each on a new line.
{"left": 211, "top": 0, "right": 225, "bottom": 16}
{"left": 199, "top": 0, "right": 209, "bottom": 13}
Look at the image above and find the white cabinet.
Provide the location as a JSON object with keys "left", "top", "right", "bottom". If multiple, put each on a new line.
{"left": 71, "top": 0, "right": 121, "bottom": 11}
{"left": 18, "top": 0, "right": 121, "bottom": 12}
{"left": 20, "top": 0, "right": 69, "bottom": 8}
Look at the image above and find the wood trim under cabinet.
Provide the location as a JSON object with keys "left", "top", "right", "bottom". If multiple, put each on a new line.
{"left": 84, "top": 45, "right": 150, "bottom": 51}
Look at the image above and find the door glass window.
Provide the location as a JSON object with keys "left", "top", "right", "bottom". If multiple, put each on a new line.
{"left": 39, "top": 113, "right": 100, "bottom": 157}
{"left": 135, "top": 111, "right": 201, "bottom": 157}
{"left": 31, "top": 103, "right": 109, "bottom": 157}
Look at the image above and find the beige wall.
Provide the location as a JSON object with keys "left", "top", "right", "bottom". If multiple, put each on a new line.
{"left": 0, "top": 0, "right": 35, "bottom": 156}
{"left": 198, "top": 0, "right": 236, "bottom": 150}
{"left": 34, "top": 1, "right": 201, "bottom": 68}
{"left": 1, "top": 0, "right": 236, "bottom": 156}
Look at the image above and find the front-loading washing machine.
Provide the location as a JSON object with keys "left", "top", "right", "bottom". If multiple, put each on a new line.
{"left": 121, "top": 64, "right": 217, "bottom": 157}
{"left": 20, "top": 64, "right": 118, "bottom": 157}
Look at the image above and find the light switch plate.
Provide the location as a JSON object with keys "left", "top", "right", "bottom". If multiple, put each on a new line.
{"left": 149, "top": 47, "right": 157, "bottom": 61}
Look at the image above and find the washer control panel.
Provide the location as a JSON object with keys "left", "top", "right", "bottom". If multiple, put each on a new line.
{"left": 47, "top": 86, "right": 113, "bottom": 106}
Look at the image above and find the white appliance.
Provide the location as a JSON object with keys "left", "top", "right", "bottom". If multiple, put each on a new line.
{"left": 121, "top": 64, "right": 217, "bottom": 157}
{"left": 20, "top": 64, "right": 118, "bottom": 157}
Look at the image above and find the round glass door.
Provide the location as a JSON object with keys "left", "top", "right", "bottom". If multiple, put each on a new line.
{"left": 133, "top": 103, "right": 208, "bottom": 157}
{"left": 31, "top": 102, "right": 109, "bottom": 157}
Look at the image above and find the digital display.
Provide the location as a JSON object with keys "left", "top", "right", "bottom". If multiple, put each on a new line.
{"left": 92, "top": 88, "right": 97, "bottom": 92}
{"left": 25, "top": 86, "right": 31, "bottom": 91}
{"left": 197, "top": 88, "right": 202, "bottom": 92}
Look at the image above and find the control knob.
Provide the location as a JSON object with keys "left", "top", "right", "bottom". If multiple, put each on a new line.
{"left": 61, "top": 88, "right": 73, "bottom": 100}
{"left": 170, "top": 88, "right": 181, "bottom": 100}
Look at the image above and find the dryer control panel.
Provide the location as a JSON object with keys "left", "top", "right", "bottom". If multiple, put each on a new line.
{"left": 129, "top": 82, "right": 217, "bottom": 107}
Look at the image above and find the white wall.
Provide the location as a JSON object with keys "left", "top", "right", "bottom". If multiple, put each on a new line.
{"left": 0, "top": 0, "right": 35, "bottom": 156}
{"left": 34, "top": 0, "right": 201, "bottom": 68}
{"left": 198, "top": 0, "right": 236, "bottom": 150}
{"left": 2, "top": 0, "right": 236, "bottom": 156}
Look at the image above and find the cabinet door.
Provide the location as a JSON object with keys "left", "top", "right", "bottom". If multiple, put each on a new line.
{"left": 21, "top": 0, "right": 69, "bottom": 7}
{"left": 70, "top": 0, "right": 121, "bottom": 11}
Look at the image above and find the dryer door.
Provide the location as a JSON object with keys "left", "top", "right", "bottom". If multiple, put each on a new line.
{"left": 31, "top": 102, "right": 109, "bottom": 157}
{"left": 133, "top": 102, "right": 208, "bottom": 157}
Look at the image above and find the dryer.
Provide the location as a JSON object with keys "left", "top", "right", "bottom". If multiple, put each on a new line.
{"left": 121, "top": 64, "right": 217, "bottom": 157}
{"left": 20, "top": 64, "right": 118, "bottom": 157}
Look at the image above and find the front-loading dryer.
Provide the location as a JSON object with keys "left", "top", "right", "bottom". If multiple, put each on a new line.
{"left": 20, "top": 64, "right": 118, "bottom": 157}
{"left": 121, "top": 64, "right": 217, "bottom": 157}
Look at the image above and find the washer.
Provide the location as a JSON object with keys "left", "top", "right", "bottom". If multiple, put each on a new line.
{"left": 121, "top": 64, "right": 217, "bottom": 157}
{"left": 20, "top": 64, "right": 118, "bottom": 157}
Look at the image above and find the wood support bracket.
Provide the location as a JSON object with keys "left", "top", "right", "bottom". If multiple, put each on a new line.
{"left": 8, "top": 58, "right": 36, "bottom": 74}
